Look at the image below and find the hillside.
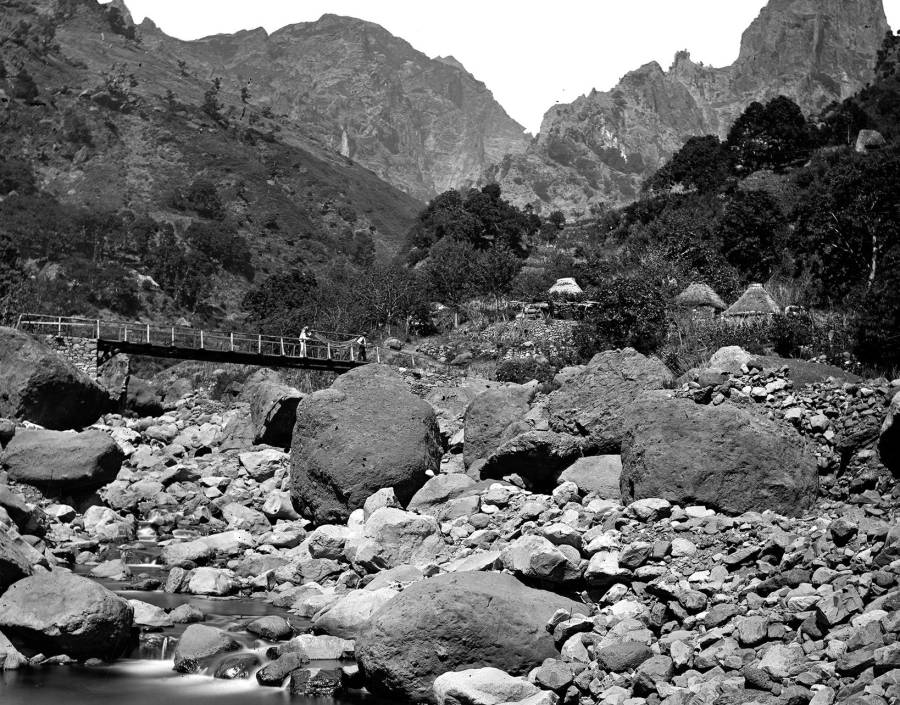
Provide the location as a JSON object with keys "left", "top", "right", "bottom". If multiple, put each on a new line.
{"left": 0, "top": 0, "right": 422, "bottom": 325}
{"left": 138, "top": 11, "right": 529, "bottom": 201}
{"left": 486, "top": 0, "right": 891, "bottom": 215}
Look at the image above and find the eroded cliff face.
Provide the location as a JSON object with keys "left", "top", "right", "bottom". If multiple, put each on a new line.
{"left": 488, "top": 0, "right": 891, "bottom": 215}
{"left": 140, "top": 14, "right": 529, "bottom": 201}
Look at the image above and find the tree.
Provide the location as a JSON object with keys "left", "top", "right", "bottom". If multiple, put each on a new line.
{"left": 644, "top": 135, "right": 732, "bottom": 193}
{"left": 717, "top": 189, "right": 788, "bottom": 283}
{"left": 573, "top": 270, "right": 670, "bottom": 358}
{"left": 203, "top": 78, "right": 222, "bottom": 121}
{"left": 791, "top": 146, "right": 900, "bottom": 307}
{"left": 11, "top": 67, "right": 38, "bottom": 101}
{"left": 473, "top": 245, "right": 522, "bottom": 305}
{"left": 355, "top": 262, "right": 422, "bottom": 334}
{"left": 174, "top": 178, "right": 224, "bottom": 219}
{"left": 242, "top": 269, "right": 320, "bottom": 334}
{"left": 726, "top": 96, "right": 812, "bottom": 173}
{"left": 421, "top": 237, "right": 478, "bottom": 326}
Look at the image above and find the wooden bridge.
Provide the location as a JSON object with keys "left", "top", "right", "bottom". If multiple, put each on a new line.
{"left": 16, "top": 314, "right": 374, "bottom": 373}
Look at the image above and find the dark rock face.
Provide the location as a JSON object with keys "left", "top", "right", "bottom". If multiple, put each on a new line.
{"left": 290, "top": 364, "right": 442, "bottom": 524}
{"left": 0, "top": 532, "right": 34, "bottom": 594}
{"left": 488, "top": 0, "right": 890, "bottom": 213}
{"left": 620, "top": 392, "right": 818, "bottom": 516}
{"left": 547, "top": 348, "right": 674, "bottom": 454}
{"left": 463, "top": 383, "right": 536, "bottom": 469}
{"left": 1, "top": 429, "right": 123, "bottom": 491}
{"left": 878, "top": 391, "right": 900, "bottom": 476}
{"left": 139, "top": 14, "right": 528, "bottom": 201}
{"left": 356, "top": 571, "right": 585, "bottom": 703}
{"left": 0, "top": 572, "right": 133, "bottom": 660}
{"left": 0, "top": 327, "right": 110, "bottom": 430}
{"left": 243, "top": 370, "right": 303, "bottom": 448}
{"left": 480, "top": 430, "right": 584, "bottom": 491}
{"left": 125, "top": 377, "right": 164, "bottom": 417}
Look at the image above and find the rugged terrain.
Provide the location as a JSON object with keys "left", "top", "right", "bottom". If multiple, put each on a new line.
{"left": 487, "top": 0, "right": 891, "bottom": 214}
{"left": 0, "top": 328, "right": 898, "bottom": 704}
{"left": 138, "top": 11, "right": 529, "bottom": 201}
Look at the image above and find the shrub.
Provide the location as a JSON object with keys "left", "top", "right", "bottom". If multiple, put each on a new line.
{"left": 495, "top": 357, "right": 557, "bottom": 385}
{"left": 173, "top": 178, "right": 224, "bottom": 219}
{"left": 185, "top": 221, "right": 254, "bottom": 279}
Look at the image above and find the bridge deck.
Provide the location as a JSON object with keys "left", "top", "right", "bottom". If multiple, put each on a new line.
{"left": 16, "top": 314, "right": 371, "bottom": 373}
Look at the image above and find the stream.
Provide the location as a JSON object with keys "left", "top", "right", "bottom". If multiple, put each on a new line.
{"left": 0, "top": 547, "right": 397, "bottom": 705}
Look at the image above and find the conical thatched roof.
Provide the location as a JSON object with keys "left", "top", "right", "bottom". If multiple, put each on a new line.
{"left": 549, "top": 277, "right": 583, "bottom": 296}
{"left": 724, "top": 283, "right": 781, "bottom": 317}
{"left": 675, "top": 282, "right": 726, "bottom": 311}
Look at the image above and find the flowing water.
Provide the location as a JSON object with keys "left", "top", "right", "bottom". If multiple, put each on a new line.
{"left": 0, "top": 553, "right": 396, "bottom": 705}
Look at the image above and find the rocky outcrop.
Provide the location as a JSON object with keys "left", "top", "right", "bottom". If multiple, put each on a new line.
{"left": 173, "top": 624, "right": 241, "bottom": 673}
{"left": 0, "top": 532, "right": 33, "bottom": 594}
{"left": 0, "top": 327, "right": 110, "bottom": 430}
{"left": 1, "top": 429, "right": 123, "bottom": 491}
{"left": 620, "top": 392, "right": 818, "bottom": 515}
{"left": 463, "top": 382, "right": 537, "bottom": 470}
{"left": 125, "top": 377, "right": 164, "bottom": 417}
{"left": 0, "top": 572, "right": 133, "bottom": 660}
{"left": 357, "top": 571, "right": 585, "bottom": 703}
{"left": 243, "top": 370, "right": 303, "bottom": 448}
{"left": 140, "top": 14, "right": 528, "bottom": 201}
{"left": 879, "top": 391, "right": 900, "bottom": 476}
{"left": 487, "top": 0, "right": 890, "bottom": 213}
{"left": 290, "top": 364, "right": 442, "bottom": 524}
{"left": 547, "top": 348, "right": 673, "bottom": 453}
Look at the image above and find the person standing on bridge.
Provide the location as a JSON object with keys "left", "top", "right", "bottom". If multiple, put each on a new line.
{"left": 356, "top": 333, "right": 367, "bottom": 362}
{"left": 298, "top": 326, "right": 310, "bottom": 357}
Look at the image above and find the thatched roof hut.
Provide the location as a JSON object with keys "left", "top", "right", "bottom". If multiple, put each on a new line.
{"left": 675, "top": 283, "right": 726, "bottom": 311}
{"left": 549, "top": 277, "right": 583, "bottom": 296}
{"left": 723, "top": 283, "right": 781, "bottom": 318}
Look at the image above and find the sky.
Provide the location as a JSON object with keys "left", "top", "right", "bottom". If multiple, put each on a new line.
{"left": 115, "top": 0, "right": 900, "bottom": 134}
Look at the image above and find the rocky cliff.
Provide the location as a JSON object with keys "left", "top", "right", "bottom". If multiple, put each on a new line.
{"left": 487, "top": 0, "right": 891, "bottom": 215}
{"left": 139, "top": 14, "right": 529, "bottom": 201}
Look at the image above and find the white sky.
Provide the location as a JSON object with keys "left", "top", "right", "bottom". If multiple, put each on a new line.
{"left": 116, "top": 0, "right": 900, "bottom": 133}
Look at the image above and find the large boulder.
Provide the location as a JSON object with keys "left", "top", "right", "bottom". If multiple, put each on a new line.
{"left": 878, "top": 390, "right": 900, "bottom": 476}
{"left": 0, "top": 571, "right": 133, "bottom": 659}
{"left": 620, "top": 392, "right": 818, "bottom": 516}
{"left": 173, "top": 624, "right": 241, "bottom": 673}
{"left": 312, "top": 588, "right": 399, "bottom": 638}
{"left": 0, "top": 531, "right": 34, "bottom": 594}
{"left": 125, "top": 377, "right": 164, "bottom": 417}
{"left": 1, "top": 429, "right": 123, "bottom": 491}
{"left": 351, "top": 507, "right": 449, "bottom": 571}
{"left": 547, "top": 348, "right": 673, "bottom": 453}
{"left": 433, "top": 668, "right": 540, "bottom": 705}
{"left": 479, "top": 430, "right": 583, "bottom": 491}
{"left": 0, "top": 327, "right": 110, "bottom": 429}
{"left": 357, "top": 571, "right": 585, "bottom": 703}
{"left": 243, "top": 370, "right": 303, "bottom": 448}
{"left": 463, "top": 383, "right": 536, "bottom": 469}
{"left": 558, "top": 455, "right": 622, "bottom": 498}
{"left": 290, "top": 364, "right": 442, "bottom": 524}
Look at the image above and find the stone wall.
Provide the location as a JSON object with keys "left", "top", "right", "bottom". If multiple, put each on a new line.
{"left": 41, "top": 335, "right": 98, "bottom": 378}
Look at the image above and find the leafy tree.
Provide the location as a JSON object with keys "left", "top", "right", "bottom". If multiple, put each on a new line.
{"left": 355, "top": 262, "right": 423, "bottom": 334}
{"left": 726, "top": 96, "right": 812, "bottom": 172}
{"left": 173, "top": 178, "right": 224, "bottom": 219}
{"left": 548, "top": 210, "right": 566, "bottom": 229}
{"left": 203, "top": 78, "right": 222, "bottom": 121}
{"left": 573, "top": 270, "right": 670, "bottom": 358}
{"left": 242, "top": 269, "right": 320, "bottom": 334}
{"left": 0, "top": 157, "right": 36, "bottom": 195}
{"left": 421, "top": 236, "right": 479, "bottom": 325}
{"left": 185, "top": 221, "right": 253, "bottom": 279}
{"left": 790, "top": 146, "right": 900, "bottom": 307}
{"left": 473, "top": 245, "right": 522, "bottom": 305}
{"left": 644, "top": 135, "right": 732, "bottom": 193}
{"left": 717, "top": 189, "right": 788, "bottom": 283}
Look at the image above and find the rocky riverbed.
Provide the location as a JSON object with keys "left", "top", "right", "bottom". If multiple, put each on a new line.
{"left": 0, "top": 327, "right": 898, "bottom": 705}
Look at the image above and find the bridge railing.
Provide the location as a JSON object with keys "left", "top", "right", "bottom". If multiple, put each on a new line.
{"left": 16, "top": 314, "right": 363, "bottom": 363}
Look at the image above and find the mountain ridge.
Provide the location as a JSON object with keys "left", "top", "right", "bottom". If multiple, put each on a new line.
{"left": 486, "top": 0, "right": 891, "bottom": 215}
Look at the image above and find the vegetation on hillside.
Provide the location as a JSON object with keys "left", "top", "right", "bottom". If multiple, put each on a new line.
{"left": 567, "top": 30, "right": 900, "bottom": 373}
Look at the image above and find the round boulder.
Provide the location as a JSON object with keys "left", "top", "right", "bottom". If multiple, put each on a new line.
{"left": 1, "top": 429, "right": 123, "bottom": 491}
{"left": 620, "top": 392, "right": 817, "bottom": 516}
{"left": 357, "top": 571, "right": 586, "bottom": 703}
{"left": 547, "top": 348, "right": 673, "bottom": 453}
{"left": 0, "top": 571, "right": 133, "bottom": 660}
{"left": 290, "top": 364, "right": 442, "bottom": 524}
{"left": 0, "top": 326, "right": 111, "bottom": 430}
